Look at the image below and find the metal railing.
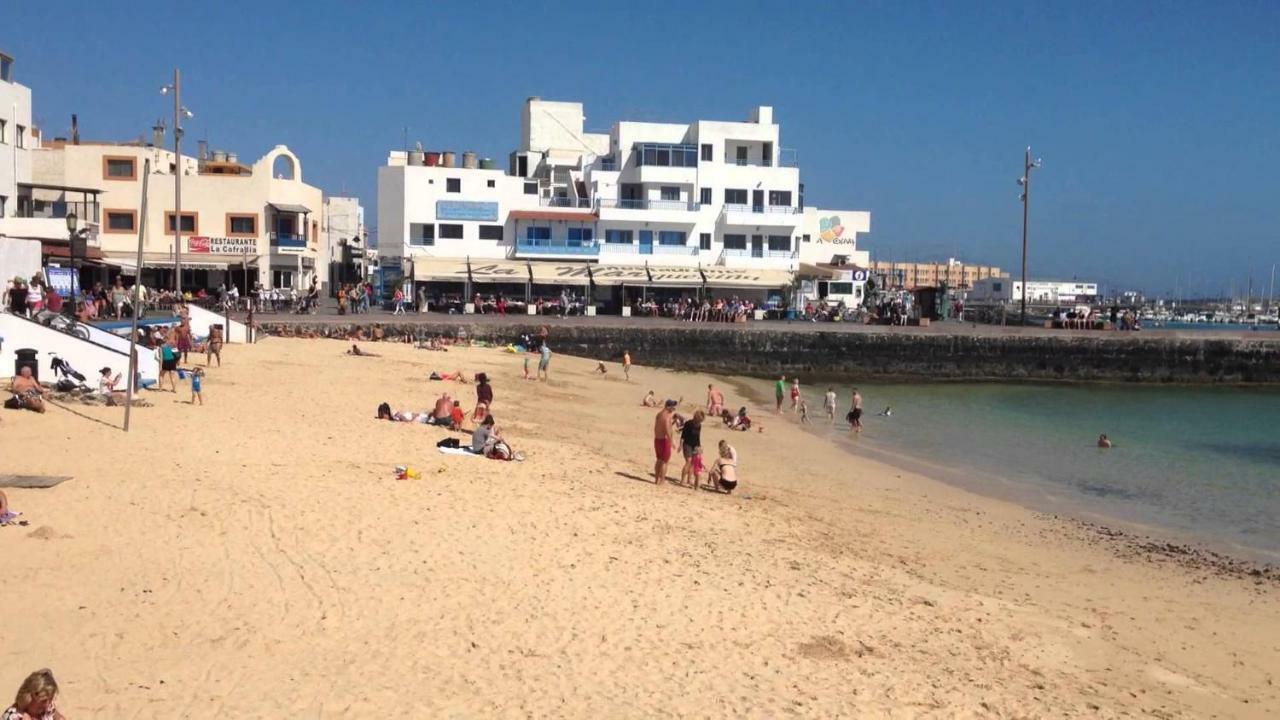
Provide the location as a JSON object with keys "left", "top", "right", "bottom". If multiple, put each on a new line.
{"left": 516, "top": 238, "right": 600, "bottom": 256}
{"left": 722, "top": 248, "right": 796, "bottom": 259}
{"left": 596, "top": 159, "right": 618, "bottom": 171}
{"left": 653, "top": 245, "right": 699, "bottom": 256}
{"left": 597, "top": 199, "right": 700, "bottom": 211}
{"left": 600, "top": 243, "right": 638, "bottom": 254}
{"left": 270, "top": 232, "right": 307, "bottom": 248}
{"left": 722, "top": 203, "right": 799, "bottom": 215}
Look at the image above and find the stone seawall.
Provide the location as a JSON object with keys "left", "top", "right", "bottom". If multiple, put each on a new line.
{"left": 257, "top": 321, "right": 1280, "bottom": 384}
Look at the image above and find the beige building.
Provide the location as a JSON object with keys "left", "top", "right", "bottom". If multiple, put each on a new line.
{"left": 32, "top": 139, "right": 323, "bottom": 291}
{"left": 869, "top": 258, "right": 1006, "bottom": 290}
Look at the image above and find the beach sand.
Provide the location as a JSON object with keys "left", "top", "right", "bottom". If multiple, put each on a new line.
{"left": 1, "top": 338, "right": 1276, "bottom": 718}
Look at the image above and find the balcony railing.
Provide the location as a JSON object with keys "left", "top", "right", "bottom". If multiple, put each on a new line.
{"left": 722, "top": 203, "right": 799, "bottom": 215}
{"left": 722, "top": 248, "right": 796, "bottom": 259}
{"left": 598, "top": 199, "right": 700, "bottom": 212}
{"left": 271, "top": 232, "right": 307, "bottom": 248}
{"left": 516, "top": 238, "right": 600, "bottom": 256}
{"left": 599, "top": 243, "right": 699, "bottom": 256}
{"left": 596, "top": 158, "right": 618, "bottom": 171}
{"left": 539, "top": 196, "right": 593, "bottom": 209}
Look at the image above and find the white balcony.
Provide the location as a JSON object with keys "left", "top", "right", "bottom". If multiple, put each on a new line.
{"left": 719, "top": 204, "right": 803, "bottom": 228}
{"left": 597, "top": 198, "right": 701, "bottom": 224}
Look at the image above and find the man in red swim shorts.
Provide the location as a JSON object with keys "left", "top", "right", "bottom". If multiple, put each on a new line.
{"left": 653, "top": 399, "right": 677, "bottom": 485}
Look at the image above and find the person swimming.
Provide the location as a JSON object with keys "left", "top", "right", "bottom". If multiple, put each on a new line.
{"left": 878, "top": 406, "right": 892, "bottom": 417}
{"left": 1097, "top": 434, "right": 1112, "bottom": 448}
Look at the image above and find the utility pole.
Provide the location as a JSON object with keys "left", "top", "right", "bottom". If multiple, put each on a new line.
{"left": 1017, "top": 147, "right": 1042, "bottom": 326}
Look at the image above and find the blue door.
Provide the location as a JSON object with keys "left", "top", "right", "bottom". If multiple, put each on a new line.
{"left": 639, "top": 230, "right": 654, "bottom": 255}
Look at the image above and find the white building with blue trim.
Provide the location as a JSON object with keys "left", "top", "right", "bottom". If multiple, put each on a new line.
{"left": 378, "top": 97, "right": 870, "bottom": 309}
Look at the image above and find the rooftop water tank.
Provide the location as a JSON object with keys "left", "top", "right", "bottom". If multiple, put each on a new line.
{"left": 462, "top": 151, "right": 478, "bottom": 169}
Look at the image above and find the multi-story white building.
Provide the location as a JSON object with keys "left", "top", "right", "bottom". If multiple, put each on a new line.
{"left": 32, "top": 138, "right": 324, "bottom": 291}
{"left": 0, "top": 50, "right": 32, "bottom": 222}
{"left": 379, "top": 98, "right": 869, "bottom": 309}
{"left": 321, "top": 195, "right": 365, "bottom": 292}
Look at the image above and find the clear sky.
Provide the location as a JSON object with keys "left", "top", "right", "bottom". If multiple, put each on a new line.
{"left": 9, "top": 1, "right": 1279, "bottom": 297}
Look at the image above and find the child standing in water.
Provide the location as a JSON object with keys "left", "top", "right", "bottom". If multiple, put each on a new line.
{"left": 799, "top": 399, "right": 809, "bottom": 424}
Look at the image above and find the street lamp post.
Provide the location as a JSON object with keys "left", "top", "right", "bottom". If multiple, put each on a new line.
{"left": 161, "top": 70, "right": 193, "bottom": 295}
{"left": 1017, "top": 147, "right": 1042, "bottom": 326}
{"left": 65, "top": 212, "right": 81, "bottom": 315}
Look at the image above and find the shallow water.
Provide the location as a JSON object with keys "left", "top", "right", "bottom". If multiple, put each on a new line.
{"left": 752, "top": 381, "right": 1280, "bottom": 562}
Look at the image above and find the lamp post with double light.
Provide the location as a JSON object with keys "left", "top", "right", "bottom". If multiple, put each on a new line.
{"left": 160, "top": 70, "right": 193, "bottom": 294}
{"left": 1017, "top": 147, "right": 1043, "bottom": 326}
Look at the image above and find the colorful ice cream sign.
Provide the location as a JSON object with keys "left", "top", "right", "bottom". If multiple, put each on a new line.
{"left": 819, "top": 216, "right": 845, "bottom": 242}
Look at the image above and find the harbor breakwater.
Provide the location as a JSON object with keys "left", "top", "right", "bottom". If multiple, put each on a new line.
{"left": 257, "top": 321, "right": 1280, "bottom": 384}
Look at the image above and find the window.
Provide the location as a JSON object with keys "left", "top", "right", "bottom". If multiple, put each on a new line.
{"left": 410, "top": 223, "right": 435, "bottom": 245}
{"left": 700, "top": 144, "right": 712, "bottom": 161}
{"left": 164, "top": 211, "right": 198, "bottom": 235}
{"left": 103, "top": 156, "right": 137, "bottom": 180}
{"left": 0, "top": 195, "right": 7, "bottom": 218}
{"left": 828, "top": 282, "right": 854, "bottom": 296}
{"left": 478, "top": 225, "right": 503, "bottom": 241}
{"left": 272, "top": 270, "right": 295, "bottom": 289}
{"left": 525, "top": 226, "right": 551, "bottom": 241}
{"left": 658, "top": 231, "right": 686, "bottom": 246}
{"left": 567, "top": 228, "right": 594, "bottom": 245}
{"left": 15, "top": 125, "right": 25, "bottom": 149}
{"left": 802, "top": 234, "right": 811, "bottom": 243}
{"left": 605, "top": 229, "right": 633, "bottom": 244}
{"left": 992, "top": 282, "right": 1003, "bottom": 292}
{"left": 724, "top": 189, "right": 748, "bottom": 205}
{"left": 636, "top": 143, "right": 698, "bottom": 167}
{"left": 438, "top": 223, "right": 463, "bottom": 239}
{"left": 735, "top": 146, "right": 748, "bottom": 165}
{"left": 699, "top": 188, "right": 712, "bottom": 205}
{"left": 226, "top": 214, "right": 257, "bottom": 236}
{"left": 768, "top": 235, "right": 792, "bottom": 252}
{"left": 486, "top": 179, "right": 496, "bottom": 188}
{"left": 104, "top": 210, "right": 137, "bottom": 233}
{"left": 0, "top": 119, "right": 6, "bottom": 144}
{"left": 768, "top": 191, "right": 792, "bottom": 207}
{"left": 446, "top": 178, "right": 461, "bottom": 193}
{"left": 523, "top": 182, "right": 538, "bottom": 195}
{"left": 699, "top": 232, "right": 711, "bottom": 250}
{"left": 660, "top": 186, "right": 680, "bottom": 201}
{"left": 723, "top": 234, "right": 747, "bottom": 250}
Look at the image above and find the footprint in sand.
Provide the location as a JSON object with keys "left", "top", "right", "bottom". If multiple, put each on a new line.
{"left": 28, "top": 525, "right": 71, "bottom": 540}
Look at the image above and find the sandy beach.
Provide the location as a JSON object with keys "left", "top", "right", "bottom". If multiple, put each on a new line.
{"left": 1, "top": 337, "right": 1277, "bottom": 718}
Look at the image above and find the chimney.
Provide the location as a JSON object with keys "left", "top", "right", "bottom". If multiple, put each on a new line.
{"left": 71, "top": 114, "right": 79, "bottom": 145}
{"left": 198, "top": 139, "right": 208, "bottom": 161}
{"left": 151, "top": 120, "right": 165, "bottom": 148}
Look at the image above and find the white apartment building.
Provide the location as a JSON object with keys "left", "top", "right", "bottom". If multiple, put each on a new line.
{"left": 33, "top": 138, "right": 324, "bottom": 291}
{"left": 379, "top": 98, "right": 870, "bottom": 309}
{"left": 321, "top": 195, "right": 366, "bottom": 292}
{"left": 0, "top": 50, "right": 32, "bottom": 221}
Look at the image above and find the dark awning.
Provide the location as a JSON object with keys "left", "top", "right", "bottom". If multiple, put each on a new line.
{"left": 268, "top": 203, "right": 312, "bottom": 214}
{"left": 19, "top": 181, "right": 103, "bottom": 195}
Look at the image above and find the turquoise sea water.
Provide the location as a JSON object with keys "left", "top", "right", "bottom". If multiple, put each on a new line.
{"left": 781, "top": 382, "right": 1280, "bottom": 561}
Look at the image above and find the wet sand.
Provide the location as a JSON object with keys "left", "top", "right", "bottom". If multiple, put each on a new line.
{"left": 1, "top": 338, "right": 1276, "bottom": 717}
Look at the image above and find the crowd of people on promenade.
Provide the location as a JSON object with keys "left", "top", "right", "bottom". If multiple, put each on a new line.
{"left": 633, "top": 296, "right": 759, "bottom": 322}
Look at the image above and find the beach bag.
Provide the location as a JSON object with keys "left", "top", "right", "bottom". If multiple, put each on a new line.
{"left": 436, "top": 437, "right": 461, "bottom": 449}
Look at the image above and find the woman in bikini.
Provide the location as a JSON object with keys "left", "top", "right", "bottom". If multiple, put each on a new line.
{"left": 708, "top": 440, "right": 738, "bottom": 493}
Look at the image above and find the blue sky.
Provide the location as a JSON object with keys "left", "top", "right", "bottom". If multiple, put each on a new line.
{"left": 9, "top": 1, "right": 1279, "bottom": 297}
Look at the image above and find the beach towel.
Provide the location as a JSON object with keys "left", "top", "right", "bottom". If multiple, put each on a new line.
{"left": 0, "top": 510, "right": 21, "bottom": 525}
{"left": 438, "top": 446, "right": 481, "bottom": 457}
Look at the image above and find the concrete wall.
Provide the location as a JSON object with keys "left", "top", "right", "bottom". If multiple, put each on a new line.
{"left": 0, "top": 313, "right": 137, "bottom": 386}
{"left": 255, "top": 321, "right": 1280, "bottom": 384}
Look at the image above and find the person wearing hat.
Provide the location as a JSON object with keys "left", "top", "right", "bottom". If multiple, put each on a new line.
{"left": 653, "top": 398, "right": 679, "bottom": 485}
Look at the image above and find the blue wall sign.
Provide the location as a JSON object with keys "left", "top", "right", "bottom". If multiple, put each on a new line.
{"left": 436, "top": 200, "right": 499, "bottom": 222}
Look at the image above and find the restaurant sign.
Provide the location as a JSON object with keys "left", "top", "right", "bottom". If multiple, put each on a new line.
{"left": 187, "top": 236, "right": 256, "bottom": 254}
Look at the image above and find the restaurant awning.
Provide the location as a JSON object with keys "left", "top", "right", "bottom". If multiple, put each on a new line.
{"left": 411, "top": 258, "right": 471, "bottom": 282}
{"left": 508, "top": 209, "right": 597, "bottom": 222}
{"left": 103, "top": 252, "right": 233, "bottom": 271}
{"left": 701, "top": 267, "right": 794, "bottom": 289}
{"left": 466, "top": 258, "right": 531, "bottom": 284}
{"left": 268, "top": 202, "right": 313, "bottom": 214}
{"left": 528, "top": 261, "right": 591, "bottom": 286}
{"left": 586, "top": 264, "right": 655, "bottom": 287}
{"left": 798, "top": 262, "right": 841, "bottom": 279}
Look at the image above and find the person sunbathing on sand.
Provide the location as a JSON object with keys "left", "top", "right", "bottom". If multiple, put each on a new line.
{"left": 347, "top": 344, "right": 379, "bottom": 357}
{"left": 376, "top": 402, "right": 428, "bottom": 423}
{"left": 6, "top": 367, "right": 47, "bottom": 413}
{"left": 429, "top": 370, "right": 469, "bottom": 383}
{"left": 642, "top": 390, "right": 658, "bottom": 407}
